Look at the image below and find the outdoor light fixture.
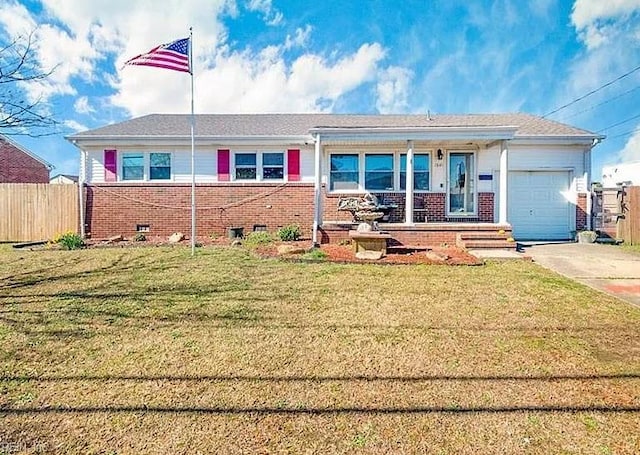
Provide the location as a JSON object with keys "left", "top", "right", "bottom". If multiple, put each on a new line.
{"left": 437, "top": 149, "right": 443, "bottom": 160}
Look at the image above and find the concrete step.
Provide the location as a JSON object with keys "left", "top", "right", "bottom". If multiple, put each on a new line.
{"left": 457, "top": 232, "right": 512, "bottom": 241}
{"left": 459, "top": 240, "right": 517, "bottom": 250}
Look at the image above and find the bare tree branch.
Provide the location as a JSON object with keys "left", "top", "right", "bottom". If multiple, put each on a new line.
{"left": 0, "top": 30, "right": 59, "bottom": 137}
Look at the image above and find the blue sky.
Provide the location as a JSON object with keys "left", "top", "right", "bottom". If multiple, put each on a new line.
{"left": 1, "top": 0, "right": 640, "bottom": 180}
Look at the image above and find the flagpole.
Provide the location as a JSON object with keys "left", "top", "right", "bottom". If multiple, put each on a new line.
{"left": 189, "top": 27, "right": 196, "bottom": 256}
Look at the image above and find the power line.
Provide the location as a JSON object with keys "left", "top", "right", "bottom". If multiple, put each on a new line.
{"left": 543, "top": 63, "right": 640, "bottom": 118}
{"left": 608, "top": 127, "right": 640, "bottom": 140}
{"left": 558, "top": 85, "right": 640, "bottom": 121}
{"left": 596, "top": 112, "right": 640, "bottom": 133}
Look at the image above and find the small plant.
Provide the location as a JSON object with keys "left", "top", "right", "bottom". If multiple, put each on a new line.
{"left": 133, "top": 233, "right": 146, "bottom": 242}
{"left": 277, "top": 224, "right": 302, "bottom": 241}
{"left": 338, "top": 239, "right": 352, "bottom": 246}
{"left": 302, "top": 248, "right": 327, "bottom": 260}
{"left": 243, "top": 231, "right": 274, "bottom": 246}
{"left": 54, "top": 231, "right": 84, "bottom": 250}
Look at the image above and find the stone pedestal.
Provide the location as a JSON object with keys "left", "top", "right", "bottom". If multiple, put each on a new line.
{"left": 349, "top": 230, "right": 391, "bottom": 260}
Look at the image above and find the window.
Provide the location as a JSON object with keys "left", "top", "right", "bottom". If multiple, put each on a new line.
{"left": 262, "top": 152, "right": 284, "bottom": 180}
{"left": 330, "top": 154, "right": 359, "bottom": 191}
{"left": 400, "top": 154, "right": 430, "bottom": 190}
{"left": 449, "top": 152, "right": 475, "bottom": 214}
{"left": 122, "top": 153, "right": 144, "bottom": 180}
{"left": 235, "top": 153, "right": 257, "bottom": 180}
{"left": 150, "top": 153, "right": 171, "bottom": 180}
{"left": 365, "top": 154, "right": 394, "bottom": 190}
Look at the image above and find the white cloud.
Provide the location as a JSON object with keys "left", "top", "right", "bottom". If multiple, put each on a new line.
{"left": 63, "top": 119, "right": 88, "bottom": 132}
{"left": 618, "top": 126, "right": 640, "bottom": 162}
{"left": 73, "top": 96, "right": 95, "bottom": 114}
{"left": 284, "top": 25, "right": 312, "bottom": 50}
{"left": 246, "top": 0, "right": 283, "bottom": 26}
{"left": 571, "top": 0, "right": 640, "bottom": 49}
{"left": 376, "top": 67, "right": 413, "bottom": 114}
{"left": 110, "top": 42, "right": 387, "bottom": 115}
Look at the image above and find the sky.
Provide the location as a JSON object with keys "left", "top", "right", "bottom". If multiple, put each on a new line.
{"left": 1, "top": 0, "right": 640, "bottom": 181}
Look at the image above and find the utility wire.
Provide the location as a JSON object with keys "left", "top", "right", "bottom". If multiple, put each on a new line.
{"left": 596, "top": 112, "right": 640, "bottom": 133}
{"left": 543, "top": 63, "right": 640, "bottom": 118}
{"left": 608, "top": 126, "right": 640, "bottom": 140}
{"left": 558, "top": 85, "right": 640, "bottom": 121}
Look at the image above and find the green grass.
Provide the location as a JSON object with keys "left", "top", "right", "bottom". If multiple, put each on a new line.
{"left": 0, "top": 246, "right": 639, "bottom": 453}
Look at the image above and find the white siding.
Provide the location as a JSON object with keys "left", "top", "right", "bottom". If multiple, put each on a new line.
{"left": 88, "top": 150, "right": 103, "bottom": 183}
{"left": 173, "top": 150, "right": 217, "bottom": 183}
{"left": 300, "top": 148, "right": 315, "bottom": 182}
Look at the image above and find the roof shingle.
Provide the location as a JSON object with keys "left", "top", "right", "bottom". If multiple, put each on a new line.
{"left": 69, "top": 113, "right": 598, "bottom": 139}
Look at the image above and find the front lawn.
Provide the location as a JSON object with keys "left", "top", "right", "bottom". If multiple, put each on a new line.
{"left": 1, "top": 246, "right": 639, "bottom": 453}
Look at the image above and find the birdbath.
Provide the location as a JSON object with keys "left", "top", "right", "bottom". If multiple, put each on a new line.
{"left": 354, "top": 211, "right": 384, "bottom": 232}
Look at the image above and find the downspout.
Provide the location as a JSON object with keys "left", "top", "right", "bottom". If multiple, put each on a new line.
{"left": 78, "top": 146, "right": 86, "bottom": 239}
{"left": 312, "top": 134, "right": 322, "bottom": 246}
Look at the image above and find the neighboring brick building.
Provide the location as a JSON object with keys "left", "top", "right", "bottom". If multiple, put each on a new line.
{"left": 68, "top": 113, "right": 601, "bottom": 243}
{"left": 0, "top": 134, "right": 53, "bottom": 183}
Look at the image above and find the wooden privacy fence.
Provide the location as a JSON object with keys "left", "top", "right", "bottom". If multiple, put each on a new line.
{"left": 619, "top": 186, "right": 640, "bottom": 245}
{"left": 0, "top": 183, "right": 79, "bottom": 242}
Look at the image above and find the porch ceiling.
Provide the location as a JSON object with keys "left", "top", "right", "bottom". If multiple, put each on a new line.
{"left": 321, "top": 138, "right": 500, "bottom": 148}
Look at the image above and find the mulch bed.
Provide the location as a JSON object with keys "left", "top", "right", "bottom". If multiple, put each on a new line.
{"left": 258, "top": 242, "right": 482, "bottom": 265}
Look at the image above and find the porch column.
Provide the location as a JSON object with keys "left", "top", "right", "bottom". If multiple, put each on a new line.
{"left": 499, "top": 140, "right": 509, "bottom": 224}
{"left": 312, "top": 134, "right": 322, "bottom": 245}
{"left": 405, "top": 140, "right": 415, "bottom": 225}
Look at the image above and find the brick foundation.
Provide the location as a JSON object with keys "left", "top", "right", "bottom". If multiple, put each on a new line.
{"left": 322, "top": 189, "right": 494, "bottom": 223}
{"left": 85, "top": 183, "right": 315, "bottom": 239}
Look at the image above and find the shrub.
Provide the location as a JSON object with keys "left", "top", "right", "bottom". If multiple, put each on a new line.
{"left": 133, "top": 233, "right": 146, "bottom": 242}
{"left": 55, "top": 232, "right": 84, "bottom": 250}
{"left": 277, "top": 224, "right": 302, "bottom": 241}
{"left": 243, "top": 231, "right": 274, "bottom": 246}
{"left": 302, "top": 248, "right": 327, "bottom": 260}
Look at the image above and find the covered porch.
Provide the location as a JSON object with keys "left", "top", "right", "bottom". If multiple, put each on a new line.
{"left": 309, "top": 125, "right": 518, "bottom": 248}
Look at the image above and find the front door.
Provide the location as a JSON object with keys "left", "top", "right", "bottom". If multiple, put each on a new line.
{"left": 448, "top": 152, "right": 476, "bottom": 215}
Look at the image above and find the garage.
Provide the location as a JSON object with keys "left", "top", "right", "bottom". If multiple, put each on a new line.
{"left": 508, "top": 171, "right": 572, "bottom": 240}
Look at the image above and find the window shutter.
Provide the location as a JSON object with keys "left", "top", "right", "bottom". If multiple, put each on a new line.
{"left": 104, "top": 150, "right": 117, "bottom": 182}
{"left": 217, "top": 149, "right": 230, "bottom": 181}
{"left": 287, "top": 149, "right": 300, "bottom": 181}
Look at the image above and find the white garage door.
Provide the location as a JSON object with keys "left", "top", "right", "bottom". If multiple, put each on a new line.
{"left": 509, "top": 171, "right": 572, "bottom": 240}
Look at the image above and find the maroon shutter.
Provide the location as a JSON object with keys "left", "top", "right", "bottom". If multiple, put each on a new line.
{"left": 287, "top": 149, "right": 300, "bottom": 181}
{"left": 104, "top": 150, "right": 117, "bottom": 182}
{"left": 217, "top": 149, "right": 230, "bottom": 181}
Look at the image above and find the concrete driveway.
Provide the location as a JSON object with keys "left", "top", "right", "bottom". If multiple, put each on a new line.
{"left": 522, "top": 242, "right": 640, "bottom": 307}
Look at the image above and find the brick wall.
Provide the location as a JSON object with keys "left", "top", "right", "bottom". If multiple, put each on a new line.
{"left": 85, "top": 183, "right": 315, "bottom": 239}
{"left": 576, "top": 193, "right": 588, "bottom": 231}
{"left": 322, "top": 190, "right": 494, "bottom": 223}
{"left": 0, "top": 139, "right": 50, "bottom": 183}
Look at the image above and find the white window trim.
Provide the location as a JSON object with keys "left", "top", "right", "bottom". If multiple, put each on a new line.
{"left": 446, "top": 149, "right": 477, "bottom": 217}
{"left": 327, "top": 150, "right": 432, "bottom": 193}
{"left": 119, "top": 151, "right": 173, "bottom": 183}
{"left": 231, "top": 150, "right": 286, "bottom": 182}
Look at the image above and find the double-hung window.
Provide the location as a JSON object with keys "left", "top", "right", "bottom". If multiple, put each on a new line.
{"left": 235, "top": 153, "right": 257, "bottom": 180}
{"left": 365, "top": 154, "right": 394, "bottom": 190}
{"left": 330, "top": 154, "right": 359, "bottom": 191}
{"left": 122, "top": 153, "right": 144, "bottom": 181}
{"left": 400, "top": 154, "right": 430, "bottom": 190}
{"left": 262, "top": 153, "right": 284, "bottom": 180}
{"left": 150, "top": 153, "right": 171, "bottom": 180}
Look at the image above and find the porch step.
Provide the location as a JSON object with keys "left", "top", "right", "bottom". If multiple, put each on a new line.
{"left": 457, "top": 231, "right": 512, "bottom": 241}
{"left": 459, "top": 240, "right": 517, "bottom": 250}
{"left": 456, "top": 231, "right": 516, "bottom": 250}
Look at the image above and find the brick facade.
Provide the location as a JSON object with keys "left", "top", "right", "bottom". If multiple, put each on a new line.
{"left": 576, "top": 193, "right": 588, "bottom": 231}
{"left": 0, "top": 137, "right": 50, "bottom": 183}
{"left": 322, "top": 189, "right": 494, "bottom": 224}
{"left": 84, "top": 183, "right": 315, "bottom": 239}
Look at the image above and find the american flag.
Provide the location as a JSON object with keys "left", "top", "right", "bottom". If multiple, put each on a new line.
{"left": 124, "top": 37, "right": 191, "bottom": 74}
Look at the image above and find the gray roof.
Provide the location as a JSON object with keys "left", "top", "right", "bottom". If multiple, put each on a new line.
{"left": 69, "top": 113, "right": 599, "bottom": 139}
